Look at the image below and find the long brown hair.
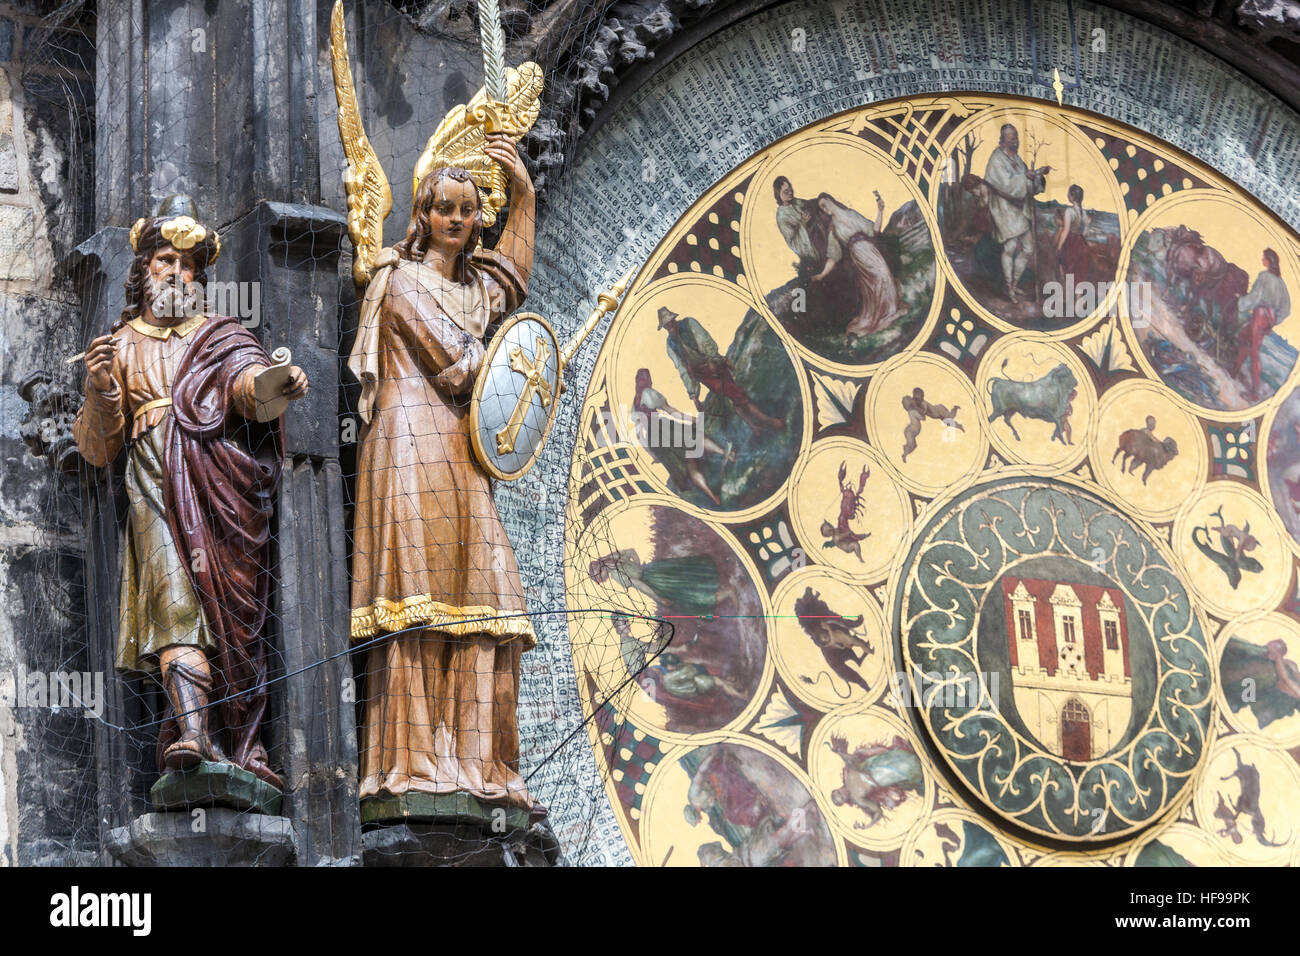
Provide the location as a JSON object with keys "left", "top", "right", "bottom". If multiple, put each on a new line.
{"left": 393, "top": 166, "right": 483, "bottom": 283}
{"left": 773, "top": 175, "right": 792, "bottom": 204}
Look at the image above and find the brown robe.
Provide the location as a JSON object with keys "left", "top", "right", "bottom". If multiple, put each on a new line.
{"left": 74, "top": 314, "right": 220, "bottom": 671}
{"left": 349, "top": 249, "right": 537, "bottom": 808}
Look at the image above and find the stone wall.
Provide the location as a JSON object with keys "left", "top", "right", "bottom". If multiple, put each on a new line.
{"left": 0, "top": 0, "right": 94, "bottom": 866}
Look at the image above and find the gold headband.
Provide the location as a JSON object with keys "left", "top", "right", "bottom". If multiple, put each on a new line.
{"left": 128, "top": 215, "right": 222, "bottom": 262}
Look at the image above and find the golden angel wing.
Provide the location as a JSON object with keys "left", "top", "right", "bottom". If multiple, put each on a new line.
{"left": 330, "top": 0, "right": 392, "bottom": 287}
{"left": 412, "top": 61, "right": 544, "bottom": 228}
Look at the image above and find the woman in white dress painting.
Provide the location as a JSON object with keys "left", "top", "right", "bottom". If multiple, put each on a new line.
{"left": 809, "top": 191, "right": 904, "bottom": 341}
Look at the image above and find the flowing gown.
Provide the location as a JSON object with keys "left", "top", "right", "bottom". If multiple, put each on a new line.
{"left": 823, "top": 204, "right": 904, "bottom": 338}
{"left": 349, "top": 248, "right": 537, "bottom": 809}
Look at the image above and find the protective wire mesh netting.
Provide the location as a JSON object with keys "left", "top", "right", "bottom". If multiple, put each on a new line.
{"left": 9, "top": 0, "right": 689, "bottom": 865}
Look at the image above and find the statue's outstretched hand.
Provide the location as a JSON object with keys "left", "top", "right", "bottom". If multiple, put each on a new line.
{"left": 284, "top": 365, "right": 309, "bottom": 400}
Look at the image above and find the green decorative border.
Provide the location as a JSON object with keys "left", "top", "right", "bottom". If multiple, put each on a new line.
{"left": 896, "top": 477, "right": 1213, "bottom": 840}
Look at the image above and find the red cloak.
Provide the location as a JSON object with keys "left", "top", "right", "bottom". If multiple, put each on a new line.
{"left": 162, "top": 316, "right": 283, "bottom": 778}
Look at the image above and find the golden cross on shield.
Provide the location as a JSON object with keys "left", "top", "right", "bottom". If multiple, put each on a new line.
{"left": 495, "top": 336, "right": 553, "bottom": 455}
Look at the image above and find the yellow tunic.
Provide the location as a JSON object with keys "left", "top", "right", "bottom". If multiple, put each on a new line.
{"left": 72, "top": 315, "right": 262, "bottom": 670}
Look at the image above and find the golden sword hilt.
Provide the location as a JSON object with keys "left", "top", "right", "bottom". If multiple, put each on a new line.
{"left": 469, "top": 100, "right": 511, "bottom": 208}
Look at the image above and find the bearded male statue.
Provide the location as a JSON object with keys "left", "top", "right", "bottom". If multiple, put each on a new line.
{"left": 72, "top": 196, "right": 309, "bottom": 790}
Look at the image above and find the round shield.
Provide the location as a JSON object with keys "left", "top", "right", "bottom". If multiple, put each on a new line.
{"left": 469, "top": 311, "right": 563, "bottom": 481}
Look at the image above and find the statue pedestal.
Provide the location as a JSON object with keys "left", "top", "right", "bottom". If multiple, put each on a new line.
{"left": 150, "top": 761, "right": 284, "bottom": 815}
{"left": 360, "top": 793, "right": 559, "bottom": 867}
{"left": 103, "top": 764, "right": 297, "bottom": 866}
{"left": 105, "top": 809, "right": 297, "bottom": 866}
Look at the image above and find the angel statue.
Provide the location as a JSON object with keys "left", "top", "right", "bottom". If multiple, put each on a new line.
{"left": 332, "top": 2, "right": 547, "bottom": 819}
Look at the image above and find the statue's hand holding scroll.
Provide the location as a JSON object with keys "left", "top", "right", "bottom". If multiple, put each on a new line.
{"left": 284, "top": 366, "right": 309, "bottom": 400}
{"left": 247, "top": 350, "right": 310, "bottom": 422}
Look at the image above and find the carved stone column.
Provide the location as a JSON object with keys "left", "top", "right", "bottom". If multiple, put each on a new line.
{"left": 218, "top": 200, "right": 359, "bottom": 866}
{"left": 63, "top": 229, "right": 151, "bottom": 861}
{"left": 78, "top": 0, "right": 360, "bottom": 866}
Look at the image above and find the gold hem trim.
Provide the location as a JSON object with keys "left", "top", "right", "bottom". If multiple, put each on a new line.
{"left": 351, "top": 594, "right": 536, "bottom": 645}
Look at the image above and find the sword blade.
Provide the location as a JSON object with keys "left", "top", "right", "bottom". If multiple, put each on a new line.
{"left": 476, "top": 0, "right": 509, "bottom": 103}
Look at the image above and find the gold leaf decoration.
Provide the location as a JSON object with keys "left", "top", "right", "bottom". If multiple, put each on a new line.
{"left": 330, "top": 0, "right": 393, "bottom": 287}
{"left": 810, "top": 369, "right": 860, "bottom": 429}
{"left": 413, "top": 62, "right": 544, "bottom": 228}
{"left": 1079, "top": 318, "right": 1136, "bottom": 373}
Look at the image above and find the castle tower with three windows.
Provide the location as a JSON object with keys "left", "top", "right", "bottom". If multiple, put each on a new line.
{"left": 1001, "top": 577, "right": 1133, "bottom": 761}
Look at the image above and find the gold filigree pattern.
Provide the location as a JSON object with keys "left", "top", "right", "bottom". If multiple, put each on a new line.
{"left": 350, "top": 594, "right": 537, "bottom": 645}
